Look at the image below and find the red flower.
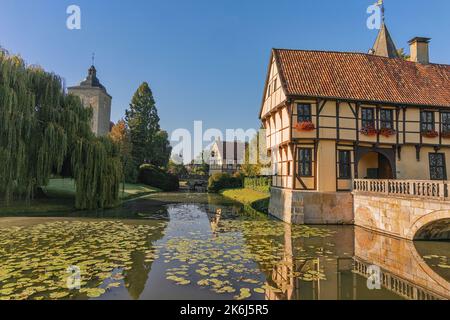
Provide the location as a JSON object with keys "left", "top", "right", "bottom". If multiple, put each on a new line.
{"left": 360, "top": 125, "right": 377, "bottom": 137}
{"left": 295, "top": 121, "right": 315, "bottom": 132}
{"left": 421, "top": 130, "right": 439, "bottom": 138}
{"left": 379, "top": 127, "right": 396, "bottom": 138}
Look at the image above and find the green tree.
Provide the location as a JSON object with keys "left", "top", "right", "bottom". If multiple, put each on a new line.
{"left": 0, "top": 51, "right": 121, "bottom": 209}
{"left": 125, "top": 82, "right": 161, "bottom": 166}
{"left": 397, "top": 48, "right": 410, "bottom": 61}
{"left": 152, "top": 130, "right": 172, "bottom": 168}
{"left": 167, "top": 160, "right": 188, "bottom": 178}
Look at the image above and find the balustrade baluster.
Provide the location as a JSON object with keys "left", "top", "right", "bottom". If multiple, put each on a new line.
{"left": 353, "top": 178, "right": 449, "bottom": 200}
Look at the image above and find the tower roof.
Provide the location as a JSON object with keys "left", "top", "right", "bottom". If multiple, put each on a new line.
{"left": 69, "top": 65, "right": 111, "bottom": 97}
{"left": 79, "top": 65, "right": 106, "bottom": 90}
{"left": 371, "top": 22, "right": 400, "bottom": 59}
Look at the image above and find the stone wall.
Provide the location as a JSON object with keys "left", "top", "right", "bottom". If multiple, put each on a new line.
{"left": 269, "top": 187, "right": 354, "bottom": 225}
{"left": 68, "top": 87, "right": 111, "bottom": 136}
{"left": 353, "top": 192, "right": 450, "bottom": 240}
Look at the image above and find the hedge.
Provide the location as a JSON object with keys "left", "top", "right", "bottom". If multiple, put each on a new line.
{"left": 138, "top": 164, "right": 179, "bottom": 192}
{"left": 244, "top": 177, "right": 271, "bottom": 193}
{"left": 208, "top": 173, "right": 243, "bottom": 193}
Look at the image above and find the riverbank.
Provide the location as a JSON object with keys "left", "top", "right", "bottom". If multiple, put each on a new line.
{"left": 219, "top": 188, "right": 270, "bottom": 214}
{"left": 0, "top": 179, "right": 160, "bottom": 215}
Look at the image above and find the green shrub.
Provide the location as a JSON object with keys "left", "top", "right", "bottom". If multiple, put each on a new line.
{"left": 208, "top": 173, "right": 243, "bottom": 193}
{"left": 138, "top": 164, "right": 179, "bottom": 191}
{"left": 244, "top": 177, "right": 271, "bottom": 193}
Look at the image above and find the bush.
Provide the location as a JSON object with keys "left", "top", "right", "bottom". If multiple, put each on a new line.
{"left": 208, "top": 173, "right": 243, "bottom": 193}
{"left": 244, "top": 177, "right": 271, "bottom": 193}
{"left": 138, "top": 164, "right": 179, "bottom": 191}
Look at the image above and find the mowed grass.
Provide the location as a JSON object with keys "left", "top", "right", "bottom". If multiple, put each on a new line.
{"left": 0, "top": 179, "right": 160, "bottom": 215}
{"left": 43, "top": 178, "right": 160, "bottom": 200}
{"left": 219, "top": 188, "right": 270, "bottom": 214}
{"left": 220, "top": 188, "right": 269, "bottom": 204}
{"left": 0, "top": 198, "right": 75, "bottom": 215}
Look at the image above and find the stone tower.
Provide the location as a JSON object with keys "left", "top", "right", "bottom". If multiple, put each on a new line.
{"left": 68, "top": 65, "right": 112, "bottom": 136}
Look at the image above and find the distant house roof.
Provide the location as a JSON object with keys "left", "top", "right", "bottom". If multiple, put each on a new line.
{"left": 261, "top": 48, "right": 450, "bottom": 117}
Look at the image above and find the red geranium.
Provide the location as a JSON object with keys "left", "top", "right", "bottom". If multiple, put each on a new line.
{"left": 421, "top": 130, "right": 439, "bottom": 138}
{"left": 360, "top": 125, "right": 378, "bottom": 137}
{"left": 379, "top": 127, "right": 396, "bottom": 138}
{"left": 295, "top": 121, "right": 315, "bottom": 132}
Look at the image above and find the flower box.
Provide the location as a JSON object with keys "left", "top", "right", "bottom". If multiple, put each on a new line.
{"left": 295, "top": 121, "right": 315, "bottom": 132}
{"left": 441, "top": 131, "right": 450, "bottom": 139}
{"left": 379, "top": 127, "right": 396, "bottom": 138}
{"left": 421, "top": 130, "right": 439, "bottom": 138}
{"left": 360, "top": 125, "right": 378, "bottom": 137}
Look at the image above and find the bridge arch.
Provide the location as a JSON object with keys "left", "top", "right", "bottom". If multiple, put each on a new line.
{"left": 408, "top": 210, "right": 450, "bottom": 240}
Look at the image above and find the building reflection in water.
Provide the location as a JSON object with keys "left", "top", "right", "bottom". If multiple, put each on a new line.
{"left": 266, "top": 224, "right": 450, "bottom": 300}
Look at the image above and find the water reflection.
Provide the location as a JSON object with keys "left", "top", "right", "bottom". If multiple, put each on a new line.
{"left": 0, "top": 193, "right": 448, "bottom": 300}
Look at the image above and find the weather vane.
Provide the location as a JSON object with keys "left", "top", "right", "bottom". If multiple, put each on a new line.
{"left": 377, "top": 0, "right": 385, "bottom": 22}
{"left": 91, "top": 52, "right": 95, "bottom": 66}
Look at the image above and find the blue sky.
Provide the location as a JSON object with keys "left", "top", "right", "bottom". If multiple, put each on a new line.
{"left": 1, "top": 0, "right": 449, "bottom": 139}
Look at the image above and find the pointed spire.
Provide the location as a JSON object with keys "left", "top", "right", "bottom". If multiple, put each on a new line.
{"left": 369, "top": 1, "right": 399, "bottom": 59}
{"left": 371, "top": 22, "right": 399, "bottom": 59}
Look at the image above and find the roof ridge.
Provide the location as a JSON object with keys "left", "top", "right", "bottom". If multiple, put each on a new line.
{"left": 272, "top": 48, "right": 450, "bottom": 67}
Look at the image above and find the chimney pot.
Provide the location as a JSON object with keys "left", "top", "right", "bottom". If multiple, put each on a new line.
{"left": 408, "top": 37, "right": 431, "bottom": 64}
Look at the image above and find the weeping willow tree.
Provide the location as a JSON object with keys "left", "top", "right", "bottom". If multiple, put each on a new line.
{"left": 0, "top": 51, "right": 122, "bottom": 209}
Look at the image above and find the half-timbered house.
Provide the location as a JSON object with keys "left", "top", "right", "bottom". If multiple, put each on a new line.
{"left": 260, "top": 23, "right": 450, "bottom": 224}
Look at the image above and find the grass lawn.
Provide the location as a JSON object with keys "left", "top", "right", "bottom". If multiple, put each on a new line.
{"left": 0, "top": 198, "right": 75, "bottom": 216}
{"left": 219, "top": 188, "right": 270, "bottom": 214}
{"left": 43, "top": 178, "right": 160, "bottom": 201}
{"left": 0, "top": 179, "right": 160, "bottom": 215}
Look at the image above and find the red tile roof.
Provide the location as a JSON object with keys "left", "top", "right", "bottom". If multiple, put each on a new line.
{"left": 273, "top": 49, "right": 450, "bottom": 108}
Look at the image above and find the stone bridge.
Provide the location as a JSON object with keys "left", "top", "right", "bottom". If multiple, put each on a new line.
{"left": 353, "top": 179, "right": 450, "bottom": 240}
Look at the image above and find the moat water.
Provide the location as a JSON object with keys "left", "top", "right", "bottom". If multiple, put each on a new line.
{"left": 0, "top": 193, "right": 449, "bottom": 300}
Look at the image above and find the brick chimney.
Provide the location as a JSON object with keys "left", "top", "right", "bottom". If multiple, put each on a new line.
{"left": 409, "top": 37, "right": 431, "bottom": 64}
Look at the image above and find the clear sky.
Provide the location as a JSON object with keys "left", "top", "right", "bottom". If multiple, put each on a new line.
{"left": 1, "top": 0, "right": 449, "bottom": 139}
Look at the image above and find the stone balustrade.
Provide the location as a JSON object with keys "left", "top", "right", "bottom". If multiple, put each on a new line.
{"left": 353, "top": 179, "right": 450, "bottom": 200}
